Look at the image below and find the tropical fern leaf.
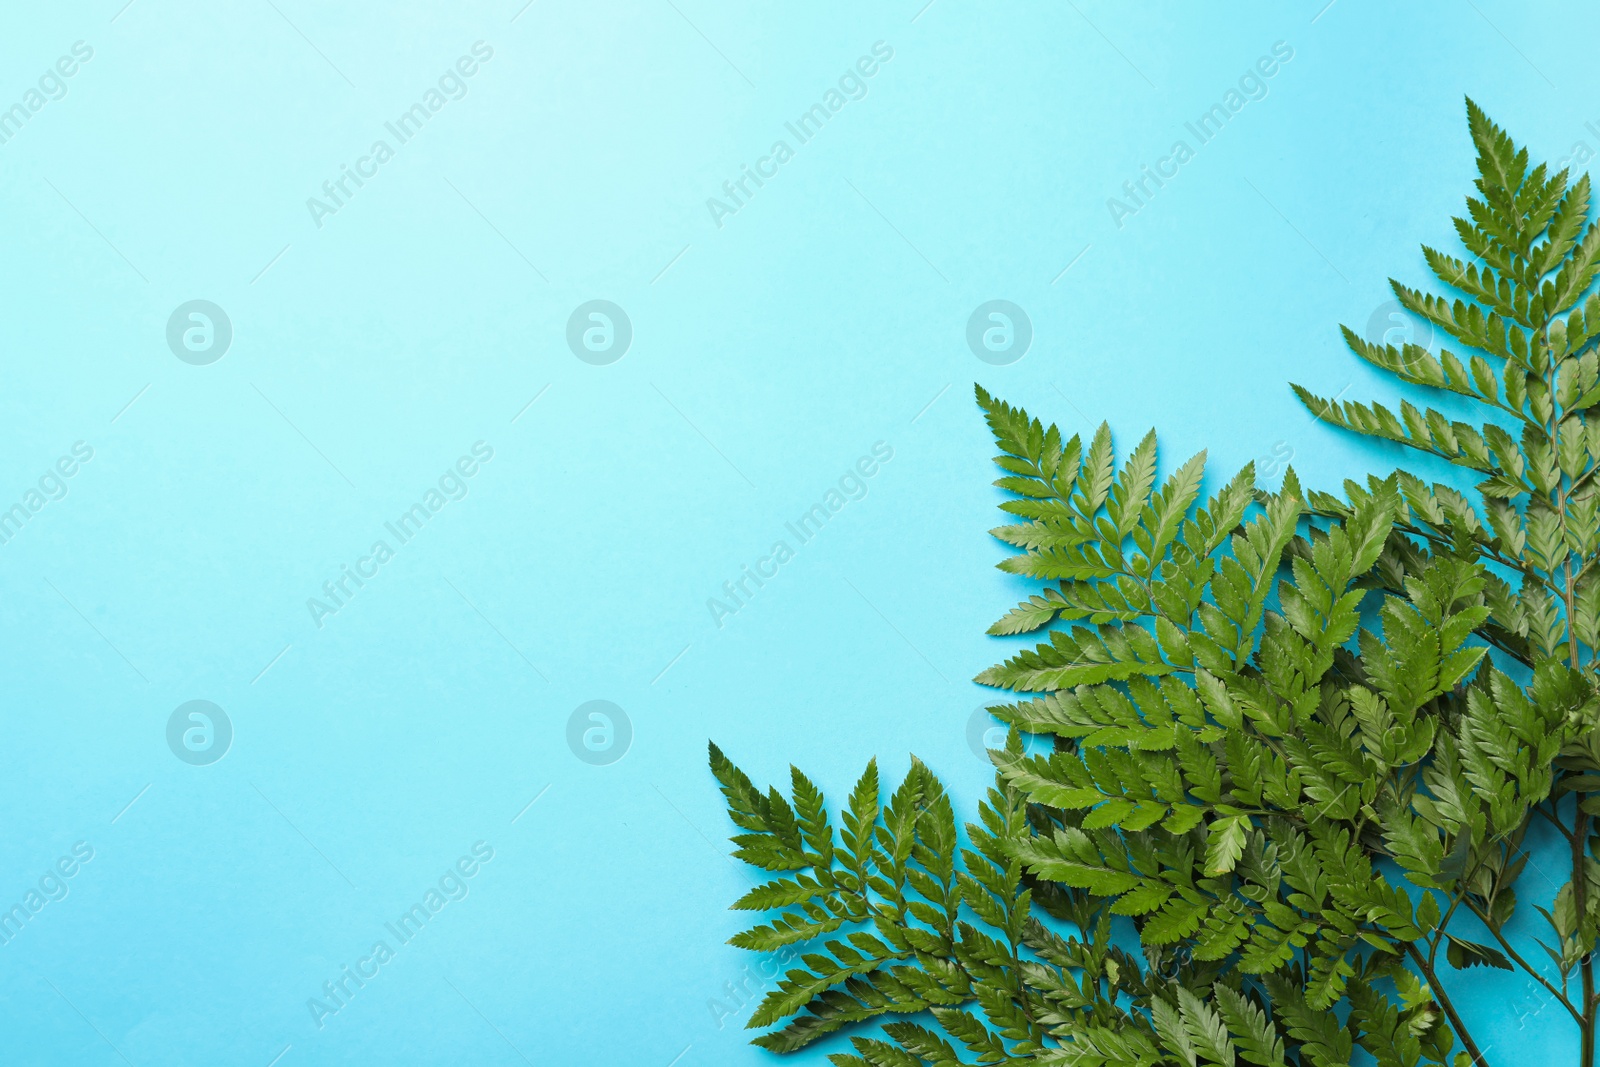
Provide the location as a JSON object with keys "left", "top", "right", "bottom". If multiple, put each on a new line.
{"left": 711, "top": 100, "right": 1600, "bottom": 1067}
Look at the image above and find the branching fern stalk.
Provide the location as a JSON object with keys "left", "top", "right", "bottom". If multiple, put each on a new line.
{"left": 710, "top": 100, "right": 1600, "bottom": 1066}
{"left": 1291, "top": 98, "right": 1600, "bottom": 1066}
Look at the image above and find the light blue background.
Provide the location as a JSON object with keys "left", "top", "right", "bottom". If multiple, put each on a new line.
{"left": 0, "top": 0, "right": 1587, "bottom": 1062}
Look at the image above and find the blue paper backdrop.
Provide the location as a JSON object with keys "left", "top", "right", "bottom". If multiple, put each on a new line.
{"left": 0, "top": 0, "right": 1589, "bottom": 1063}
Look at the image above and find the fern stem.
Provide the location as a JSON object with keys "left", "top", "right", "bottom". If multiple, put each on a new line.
{"left": 1574, "top": 790, "right": 1595, "bottom": 1067}
{"left": 1462, "top": 900, "right": 1583, "bottom": 1023}
{"left": 1534, "top": 801, "right": 1577, "bottom": 843}
{"left": 1427, "top": 890, "right": 1468, "bottom": 972}
{"left": 1406, "top": 943, "right": 1490, "bottom": 1067}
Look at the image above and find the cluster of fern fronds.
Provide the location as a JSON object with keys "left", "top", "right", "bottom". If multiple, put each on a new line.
{"left": 710, "top": 101, "right": 1600, "bottom": 1067}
